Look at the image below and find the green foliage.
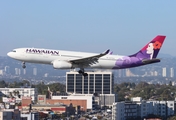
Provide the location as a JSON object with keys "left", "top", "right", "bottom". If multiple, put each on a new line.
{"left": 0, "top": 80, "right": 8, "bottom": 87}
{"left": 7, "top": 80, "right": 30, "bottom": 88}
{"left": 33, "top": 82, "right": 66, "bottom": 95}
{"left": 0, "top": 80, "right": 65, "bottom": 97}
{"left": 0, "top": 97, "right": 2, "bottom": 103}
{"left": 114, "top": 81, "right": 176, "bottom": 101}
{"left": 167, "top": 115, "right": 176, "bottom": 120}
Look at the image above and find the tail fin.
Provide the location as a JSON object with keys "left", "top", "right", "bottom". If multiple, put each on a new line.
{"left": 130, "top": 35, "right": 166, "bottom": 59}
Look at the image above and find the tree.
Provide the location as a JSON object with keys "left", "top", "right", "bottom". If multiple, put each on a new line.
{"left": 169, "top": 81, "right": 172, "bottom": 86}
{"left": 167, "top": 115, "right": 176, "bottom": 120}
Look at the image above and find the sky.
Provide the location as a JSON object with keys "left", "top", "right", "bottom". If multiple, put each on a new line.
{"left": 0, "top": 1, "right": 176, "bottom": 56}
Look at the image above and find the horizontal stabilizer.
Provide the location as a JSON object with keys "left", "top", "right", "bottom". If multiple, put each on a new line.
{"left": 142, "top": 58, "right": 160, "bottom": 65}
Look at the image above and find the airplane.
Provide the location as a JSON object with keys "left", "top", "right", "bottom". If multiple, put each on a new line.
{"left": 7, "top": 35, "right": 166, "bottom": 76}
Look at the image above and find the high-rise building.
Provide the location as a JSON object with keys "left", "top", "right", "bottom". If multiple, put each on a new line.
{"left": 33, "top": 68, "right": 37, "bottom": 76}
{"left": 154, "top": 71, "right": 158, "bottom": 76}
{"left": 162, "top": 67, "right": 167, "bottom": 77}
{"left": 112, "top": 98, "right": 175, "bottom": 120}
{"left": 44, "top": 73, "right": 49, "bottom": 77}
{"left": 170, "top": 68, "right": 174, "bottom": 78}
{"left": 23, "top": 69, "right": 26, "bottom": 75}
{"left": 117, "top": 69, "right": 126, "bottom": 77}
{"left": 66, "top": 71, "right": 114, "bottom": 94}
{"left": 0, "top": 70, "right": 4, "bottom": 75}
{"left": 66, "top": 71, "right": 117, "bottom": 107}
{"left": 15, "top": 68, "right": 21, "bottom": 75}
{"left": 4, "top": 66, "right": 10, "bottom": 74}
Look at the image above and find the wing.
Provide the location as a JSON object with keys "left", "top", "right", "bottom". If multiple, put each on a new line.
{"left": 69, "top": 49, "right": 110, "bottom": 67}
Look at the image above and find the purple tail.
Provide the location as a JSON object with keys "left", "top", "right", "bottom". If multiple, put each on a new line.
{"left": 130, "top": 35, "right": 166, "bottom": 60}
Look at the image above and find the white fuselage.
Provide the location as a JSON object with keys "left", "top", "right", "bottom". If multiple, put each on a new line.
{"left": 7, "top": 48, "right": 124, "bottom": 69}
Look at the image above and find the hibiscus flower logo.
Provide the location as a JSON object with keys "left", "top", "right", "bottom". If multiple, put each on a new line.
{"left": 153, "top": 41, "right": 162, "bottom": 49}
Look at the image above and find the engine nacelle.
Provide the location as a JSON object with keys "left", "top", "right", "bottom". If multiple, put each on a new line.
{"left": 52, "top": 60, "right": 72, "bottom": 69}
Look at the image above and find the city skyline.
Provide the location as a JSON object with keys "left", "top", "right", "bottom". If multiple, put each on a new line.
{"left": 1, "top": 57, "right": 176, "bottom": 80}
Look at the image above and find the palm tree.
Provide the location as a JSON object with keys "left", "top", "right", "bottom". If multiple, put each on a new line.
{"left": 9, "top": 92, "right": 13, "bottom": 98}
{"left": 12, "top": 90, "right": 20, "bottom": 98}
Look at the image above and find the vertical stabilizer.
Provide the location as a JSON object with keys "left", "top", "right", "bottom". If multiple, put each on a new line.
{"left": 130, "top": 35, "right": 166, "bottom": 59}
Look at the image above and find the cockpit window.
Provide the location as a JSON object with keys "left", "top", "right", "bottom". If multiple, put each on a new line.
{"left": 12, "top": 50, "right": 16, "bottom": 52}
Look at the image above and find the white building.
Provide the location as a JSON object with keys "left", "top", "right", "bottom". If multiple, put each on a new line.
{"left": 0, "top": 88, "right": 38, "bottom": 102}
{"left": 0, "top": 70, "right": 3, "bottom": 75}
{"left": 154, "top": 71, "right": 158, "bottom": 76}
{"left": 131, "top": 97, "right": 142, "bottom": 102}
{"left": 162, "top": 67, "right": 167, "bottom": 77}
{"left": 167, "top": 101, "right": 175, "bottom": 115}
{"left": 4, "top": 66, "right": 10, "bottom": 74}
{"left": 112, "top": 99, "right": 175, "bottom": 120}
{"left": 33, "top": 68, "right": 37, "bottom": 76}
{"left": 112, "top": 102, "right": 125, "bottom": 120}
{"left": 170, "top": 68, "right": 174, "bottom": 78}
{"left": 21, "top": 112, "right": 39, "bottom": 120}
{"left": 15, "top": 68, "right": 21, "bottom": 75}
{"left": 23, "top": 69, "right": 26, "bottom": 75}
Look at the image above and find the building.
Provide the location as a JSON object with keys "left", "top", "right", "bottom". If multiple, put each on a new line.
{"left": 21, "top": 112, "right": 39, "bottom": 120}
{"left": 125, "top": 102, "right": 138, "bottom": 119}
{"left": 4, "top": 66, "right": 10, "bottom": 74}
{"left": 112, "top": 98, "right": 175, "bottom": 120}
{"left": 15, "top": 68, "right": 21, "bottom": 75}
{"left": 23, "top": 69, "right": 26, "bottom": 75}
{"left": 170, "top": 68, "right": 174, "bottom": 78}
{"left": 21, "top": 96, "right": 32, "bottom": 106}
{"left": 99, "top": 94, "right": 117, "bottom": 108}
{"left": 136, "top": 101, "right": 152, "bottom": 118}
{"left": 112, "top": 102, "right": 125, "bottom": 120}
{"left": 66, "top": 71, "right": 117, "bottom": 108}
{"left": 0, "top": 88, "right": 38, "bottom": 102}
{"left": 38, "top": 95, "right": 46, "bottom": 104}
{"left": 162, "top": 67, "right": 167, "bottom": 77}
{"left": 148, "top": 101, "right": 175, "bottom": 117}
{"left": 0, "top": 109, "right": 20, "bottom": 120}
{"left": 66, "top": 71, "right": 114, "bottom": 94}
{"left": 51, "top": 94, "right": 93, "bottom": 111}
{"left": 0, "top": 70, "right": 4, "bottom": 75}
{"left": 21, "top": 104, "right": 68, "bottom": 114}
{"left": 33, "top": 68, "right": 37, "bottom": 76}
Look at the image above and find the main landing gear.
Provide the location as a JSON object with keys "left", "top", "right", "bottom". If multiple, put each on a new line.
{"left": 22, "top": 62, "right": 26, "bottom": 69}
{"left": 78, "top": 69, "right": 88, "bottom": 77}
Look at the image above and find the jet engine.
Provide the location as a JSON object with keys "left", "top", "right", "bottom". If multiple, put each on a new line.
{"left": 52, "top": 60, "right": 72, "bottom": 69}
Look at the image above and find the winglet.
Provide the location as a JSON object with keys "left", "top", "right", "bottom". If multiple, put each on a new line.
{"left": 104, "top": 49, "right": 110, "bottom": 55}
{"left": 109, "top": 51, "right": 113, "bottom": 55}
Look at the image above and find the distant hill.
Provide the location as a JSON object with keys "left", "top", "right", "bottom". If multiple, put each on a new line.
{"left": 158, "top": 53, "right": 174, "bottom": 58}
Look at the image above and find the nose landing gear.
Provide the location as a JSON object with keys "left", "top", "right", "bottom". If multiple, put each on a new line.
{"left": 22, "top": 62, "right": 26, "bottom": 69}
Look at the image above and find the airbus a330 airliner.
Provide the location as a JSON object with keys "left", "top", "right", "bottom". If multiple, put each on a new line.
{"left": 7, "top": 35, "right": 166, "bottom": 76}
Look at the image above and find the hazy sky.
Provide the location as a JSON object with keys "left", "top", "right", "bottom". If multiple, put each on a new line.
{"left": 0, "top": 1, "right": 176, "bottom": 56}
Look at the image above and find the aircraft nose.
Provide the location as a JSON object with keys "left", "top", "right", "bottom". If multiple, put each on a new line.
{"left": 7, "top": 52, "right": 12, "bottom": 57}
